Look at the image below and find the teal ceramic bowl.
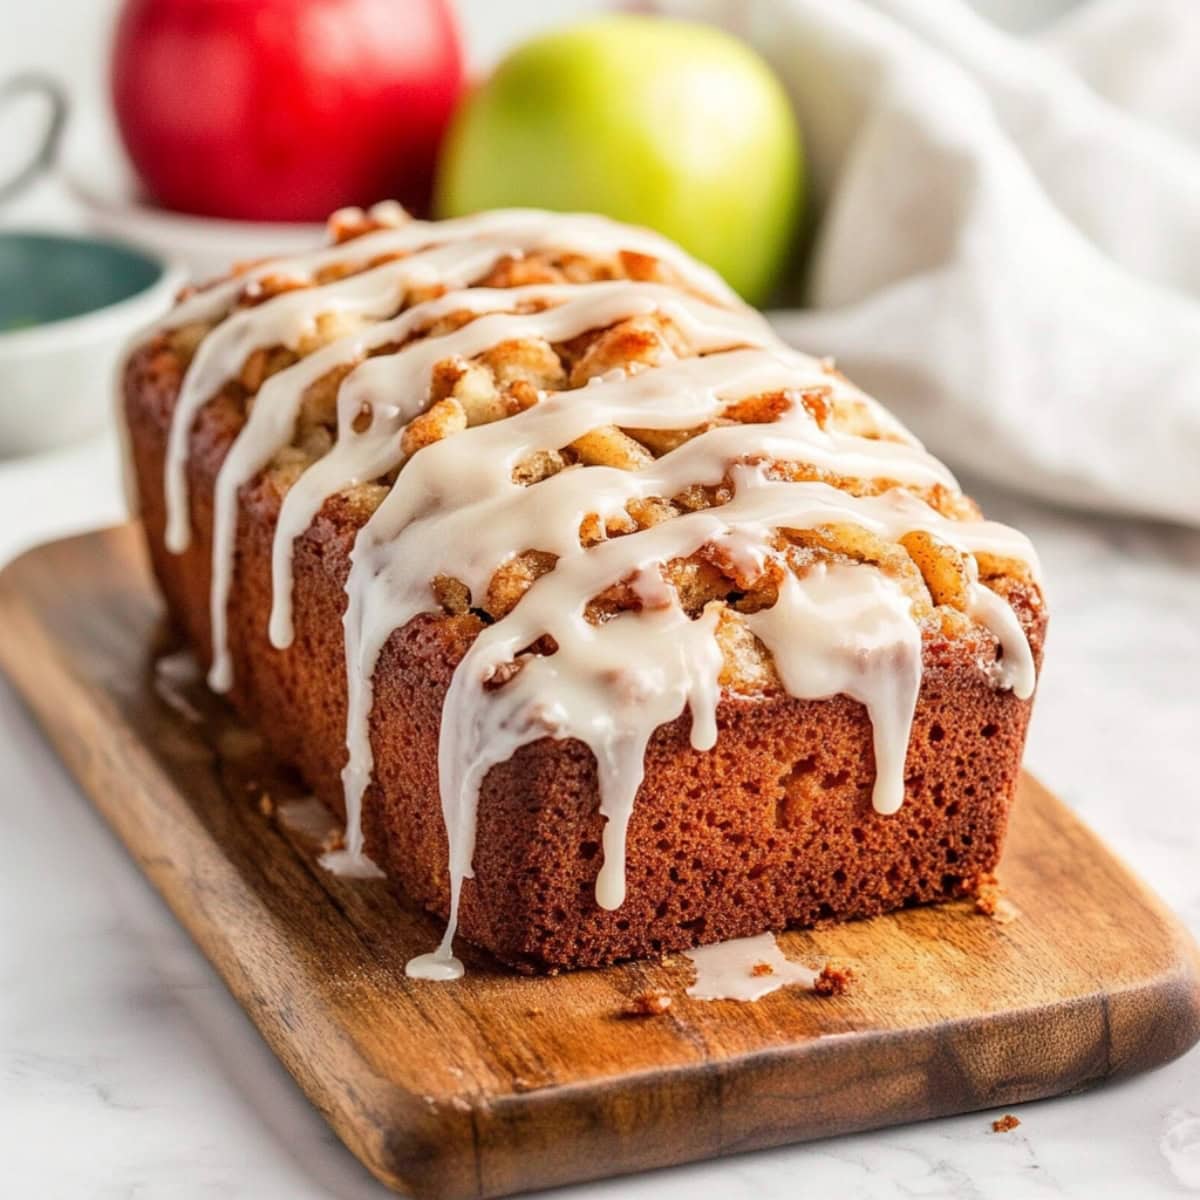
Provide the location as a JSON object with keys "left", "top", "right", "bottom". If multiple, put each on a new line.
{"left": 0, "top": 231, "right": 184, "bottom": 456}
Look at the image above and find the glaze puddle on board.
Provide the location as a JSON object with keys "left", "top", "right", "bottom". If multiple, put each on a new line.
{"left": 684, "top": 932, "right": 819, "bottom": 1001}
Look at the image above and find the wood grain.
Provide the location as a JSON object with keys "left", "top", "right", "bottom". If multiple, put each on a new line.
{"left": 1, "top": 524, "right": 1197, "bottom": 1200}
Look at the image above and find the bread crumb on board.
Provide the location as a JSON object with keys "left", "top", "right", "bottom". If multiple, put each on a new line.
{"left": 625, "top": 989, "right": 673, "bottom": 1017}
{"left": 814, "top": 964, "right": 855, "bottom": 996}
{"left": 975, "top": 879, "right": 1020, "bottom": 924}
{"left": 750, "top": 961, "right": 775, "bottom": 978}
{"left": 992, "top": 1113, "right": 1021, "bottom": 1133}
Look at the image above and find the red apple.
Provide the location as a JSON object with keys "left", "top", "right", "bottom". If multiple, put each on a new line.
{"left": 111, "top": 0, "right": 465, "bottom": 222}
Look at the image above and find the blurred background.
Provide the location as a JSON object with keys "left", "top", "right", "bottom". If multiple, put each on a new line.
{"left": 0, "top": 1, "right": 1080, "bottom": 226}
{"left": 1, "top": 0, "right": 1079, "bottom": 159}
{"left": 1, "top": 0, "right": 1083, "bottom": 241}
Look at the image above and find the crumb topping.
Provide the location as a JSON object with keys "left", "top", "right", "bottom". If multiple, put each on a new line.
{"left": 150, "top": 206, "right": 1039, "bottom": 699}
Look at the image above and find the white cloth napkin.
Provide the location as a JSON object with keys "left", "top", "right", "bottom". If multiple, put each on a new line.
{"left": 658, "top": 0, "right": 1200, "bottom": 527}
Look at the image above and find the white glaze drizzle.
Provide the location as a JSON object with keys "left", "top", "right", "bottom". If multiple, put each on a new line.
{"left": 163, "top": 208, "right": 741, "bottom": 558}
{"left": 684, "top": 932, "right": 819, "bottom": 1001}
{"left": 269, "top": 284, "right": 772, "bottom": 656}
{"left": 206, "top": 281, "right": 772, "bottom": 690}
{"left": 138, "top": 209, "right": 1042, "bottom": 980}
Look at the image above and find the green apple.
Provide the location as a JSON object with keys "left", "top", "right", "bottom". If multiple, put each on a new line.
{"left": 434, "top": 15, "right": 803, "bottom": 305}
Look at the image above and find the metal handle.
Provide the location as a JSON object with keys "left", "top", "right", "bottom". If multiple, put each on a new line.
{"left": 0, "top": 74, "right": 68, "bottom": 204}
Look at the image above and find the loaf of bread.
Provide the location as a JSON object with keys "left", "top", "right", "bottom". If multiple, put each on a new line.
{"left": 122, "top": 205, "right": 1046, "bottom": 975}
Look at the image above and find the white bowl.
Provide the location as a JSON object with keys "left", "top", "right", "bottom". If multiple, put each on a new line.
{"left": 0, "top": 230, "right": 185, "bottom": 457}
{"left": 66, "top": 170, "right": 326, "bottom": 281}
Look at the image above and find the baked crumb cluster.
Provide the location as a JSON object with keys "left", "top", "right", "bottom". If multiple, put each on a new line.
{"left": 162, "top": 207, "right": 1036, "bottom": 694}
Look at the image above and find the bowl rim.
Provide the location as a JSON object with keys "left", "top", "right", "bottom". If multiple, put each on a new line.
{"left": 0, "top": 228, "right": 186, "bottom": 354}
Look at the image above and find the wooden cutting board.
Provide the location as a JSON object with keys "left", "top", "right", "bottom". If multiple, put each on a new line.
{"left": 2, "top": 524, "right": 1198, "bottom": 1200}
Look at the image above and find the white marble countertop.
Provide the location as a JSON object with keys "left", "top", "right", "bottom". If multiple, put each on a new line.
{"left": 1, "top": 432, "right": 1198, "bottom": 1199}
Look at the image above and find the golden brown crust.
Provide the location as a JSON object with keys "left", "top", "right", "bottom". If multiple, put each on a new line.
{"left": 125, "top": 337, "right": 1046, "bottom": 972}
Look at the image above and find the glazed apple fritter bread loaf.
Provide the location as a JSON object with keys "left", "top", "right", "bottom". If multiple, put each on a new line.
{"left": 122, "top": 204, "right": 1045, "bottom": 974}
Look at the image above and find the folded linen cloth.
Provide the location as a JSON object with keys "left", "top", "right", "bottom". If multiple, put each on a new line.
{"left": 657, "top": 0, "right": 1200, "bottom": 526}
